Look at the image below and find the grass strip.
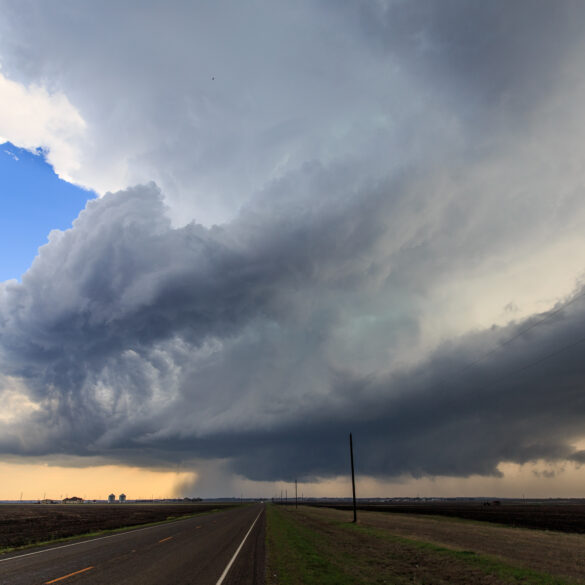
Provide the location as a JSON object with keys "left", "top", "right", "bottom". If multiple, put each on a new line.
{"left": 266, "top": 505, "right": 353, "bottom": 585}
{"left": 268, "top": 505, "right": 579, "bottom": 585}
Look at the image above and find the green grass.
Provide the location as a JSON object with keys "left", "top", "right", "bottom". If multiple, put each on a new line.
{"left": 266, "top": 505, "right": 354, "bottom": 585}
{"left": 266, "top": 505, "right": 579, "bottom": 585}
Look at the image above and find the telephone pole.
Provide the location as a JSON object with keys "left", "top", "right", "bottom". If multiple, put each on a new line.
{"left": 349, "top": 432, "right": 357, "bottom": 523}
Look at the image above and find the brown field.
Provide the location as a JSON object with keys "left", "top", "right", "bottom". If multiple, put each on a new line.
{"left": 0, "top": 503, "right": 234, "bottom": 550}
{"left": 267, "top": 505, "right": 585, "bottom": 584}
{"left": 311, "top": 500, "right": 585, "bottom": 533}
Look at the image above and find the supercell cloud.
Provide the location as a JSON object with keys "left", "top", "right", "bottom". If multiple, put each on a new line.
{"left": 1, "top": 1, "right": 585, "bottom": 487}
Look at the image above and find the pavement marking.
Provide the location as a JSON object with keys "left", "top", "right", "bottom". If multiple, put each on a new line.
{"left": 215, "top": 510, "right": 262, "bottom": 585}
{"left": 158, "top": 536, "right": 173, "bottom": 543}
{"left": 44, "top": 566, "right": 94, "bottom": 584}
{"left": 0, "top": 517, "right": 197, "bottom": 563}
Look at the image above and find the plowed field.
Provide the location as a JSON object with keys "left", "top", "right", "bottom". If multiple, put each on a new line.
{"left": 0, "top": 503, "right": 233, "bottom": 549}
{"left": 316, "top": 501, "right": 585, "bottom": 533}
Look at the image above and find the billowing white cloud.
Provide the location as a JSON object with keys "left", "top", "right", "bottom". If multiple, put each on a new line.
{"left": 0, "top": 0, "right": 470, "bottom": 224}
{"left": 0, "top": 70, "right": 86, "bottom": 182}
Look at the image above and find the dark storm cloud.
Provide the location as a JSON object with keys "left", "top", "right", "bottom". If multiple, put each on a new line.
{"left": 0, "top": 175, "right": 398, "bottom": 457}
{"left": 178, "top": 290, "right": 585, "bottom": 482}
{"left": 2, "top": 170, "right": 585, "bottom": 482}
{"left": 2, "top": 0, "right": 585, "bottom": 485}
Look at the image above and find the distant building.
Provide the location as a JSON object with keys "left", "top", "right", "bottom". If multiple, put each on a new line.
{"left": 119, "top": 493, "right": 126, "bottom": 503}
{"left": 62, "top": 496, "right": 83, "bottom": 504}
{"left": 108, "top": 493, "right": 116, "bottom": 504}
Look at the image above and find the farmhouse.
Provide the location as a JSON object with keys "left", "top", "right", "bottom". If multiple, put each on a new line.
{"left": 62, "top": 496, "right": 83, "bottom": 504}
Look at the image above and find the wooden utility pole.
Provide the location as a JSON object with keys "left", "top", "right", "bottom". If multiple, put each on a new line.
{"left": 350, "top": 432, "right": 357, "bottom": 523}
{"left": 295, "top": 479, "right": 298, "bottom": 509}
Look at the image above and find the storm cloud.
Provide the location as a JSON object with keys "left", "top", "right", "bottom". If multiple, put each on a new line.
{"left": 1, "top": 1, "right": 585, "bottom": 487}
{"left": 2, "top": 169, "right": 585, "bottom": 483}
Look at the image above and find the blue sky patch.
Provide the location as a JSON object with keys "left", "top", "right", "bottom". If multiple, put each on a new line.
{"left": 0, "top": 142, "right": 95, "bottom": 282}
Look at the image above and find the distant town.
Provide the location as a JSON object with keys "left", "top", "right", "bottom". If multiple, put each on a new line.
{"left": 35, "top": 495, "right": 204, "bottom": 504}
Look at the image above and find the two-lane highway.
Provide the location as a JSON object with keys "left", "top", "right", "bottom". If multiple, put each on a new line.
{"left": 0, "top": 504, "right": 265, "bottom": 585}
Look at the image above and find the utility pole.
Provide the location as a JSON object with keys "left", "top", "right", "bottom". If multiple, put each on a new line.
{"left": 350, "top": 432, "right": 357, "bottom": 523}
{"left": 295, "top": 479, "right": 298, "bottom": 509}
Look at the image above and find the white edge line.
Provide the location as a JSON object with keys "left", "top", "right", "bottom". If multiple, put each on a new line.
{"left": 215, "top": 510, "right": 263, "bottom": 585}
{"left": 0, "top": 515, "right": 197, "bottom": 563}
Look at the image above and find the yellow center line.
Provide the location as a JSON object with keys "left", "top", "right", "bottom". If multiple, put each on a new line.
{"left": 45, "top": 566, "right": 94, "bottom": 584}
{"left": 158, "top": 536, "right": 174, "bottom": 543}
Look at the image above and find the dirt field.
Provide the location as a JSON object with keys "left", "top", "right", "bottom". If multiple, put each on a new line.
{"left": 0, "top": 503, "right": 233, "bottom": 550}
{"left": 267, "top": 505, "right": 585, "bottom": 584}
{"left": 351, "top": 508, "right": 585, "bottom": 583}
{"left": 313, "top": 501, "right": 585, "bottom": 533}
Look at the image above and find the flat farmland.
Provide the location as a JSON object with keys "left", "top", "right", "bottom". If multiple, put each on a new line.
{"left": 312, "top": 501, "right": 585, "bottom": 533}
{"left": 267, "top": 505, "right": 585, "bottom": 584}
{"left": 0, "top": 503, "right": 234, "bottom": 550}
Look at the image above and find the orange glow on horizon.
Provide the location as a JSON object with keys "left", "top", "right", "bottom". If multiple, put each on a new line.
{"left": 2, "top": 457, "right": 585, "bottom": 501}
{"left": 0, "top": 461, "right": 197, "bottom": 501}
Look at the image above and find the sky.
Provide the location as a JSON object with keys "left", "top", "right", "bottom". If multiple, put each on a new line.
{"left": 2, "top": 0, "right": 585, "bottom": 500}
{"left": 0, "top": 143, "right": 94, "bottom": 282}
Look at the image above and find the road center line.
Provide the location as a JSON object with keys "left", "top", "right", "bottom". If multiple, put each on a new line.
{"left": 158, "top": 536, "right": 173, "bottom": 543}
{"left": 45, "top": 566, "right": 94, "bottom": 584}
{"left": 215, "top": 510, "right": 262, "bottom": 585}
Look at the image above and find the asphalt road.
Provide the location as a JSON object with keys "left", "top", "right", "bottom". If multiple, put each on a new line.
{"left": 0, "top": 504, "right": 265, "bottom": 585}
